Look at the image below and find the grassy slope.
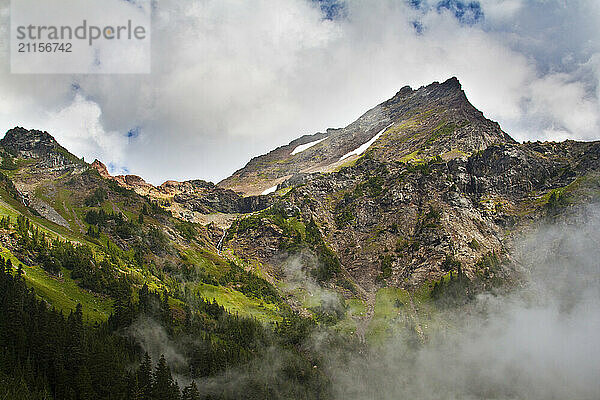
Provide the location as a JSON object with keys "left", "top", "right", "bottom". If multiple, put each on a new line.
{"left": 192, "top": 282, "right": 281, "bottom": 323}
{"left": 0, "top": 189, "right": 87, "bottom": 244}
{"left": 0, "top": 245, "right": 112, "bottom": 323}
{"left": 367, "top": 284, "right": 441, "bottom": 343}
{"left": 0, "top": 185, "right": 114, "bottom": 323}
{"left": 1, "top": 178, "right": 285, "bottom": 324}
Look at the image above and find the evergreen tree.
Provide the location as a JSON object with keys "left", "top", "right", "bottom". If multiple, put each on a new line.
{"left": 129, "top": 374, "right": 144, "bottom": 400}
{"left": 182, "top": 381, "right": 201, "bottom": 400}
{"left": 67, "top": 303, "right": 85, "bottom": 369}
{"left": 139, "top": 283, "right": 150, "bottom": 313}
{"left": 161, "top": 290, "right": 172, "bottom": 329}
{"left": 152, "top": 355, "right": 179, "bottom": 400}
{"left": 138, "top": 352, "right": 153, "bottom": 400}
{"left": 75, "top": 365, "right": 93, "bottom": 400}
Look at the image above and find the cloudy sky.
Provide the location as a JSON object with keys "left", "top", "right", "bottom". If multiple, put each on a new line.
{"left": 0, "top": 0, "right": 599, "bottom": 184}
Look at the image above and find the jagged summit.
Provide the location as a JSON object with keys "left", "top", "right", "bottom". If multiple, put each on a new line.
{"left": 1, "top": 127, "right": 84, "bottom": 171}
{"left": 1, "top": 127, "right": 60, "bottom": 158}
{"left": 387, "top": 76, "right": 462, "bottom": 103}
{"left": 91, "top": 158, "right": 154, "bottom": 194}
{"left": 91, "top": 159, "right": 111, "bottom": 178}
{"left": 219, "top": 77, "right": 515, "bottom": 195}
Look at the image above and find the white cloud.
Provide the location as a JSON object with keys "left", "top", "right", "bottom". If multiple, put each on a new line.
{"left": 0, "top": 0, "right": 599, "bottom": 184}
{"left": 478, "top": 0, "right": 523, "bottom": 21}
{"left": 44, "top": 94, "right": 129, "bottom": 173}
{"left": 529, "top": 73, "right": 599, "bottom": 138}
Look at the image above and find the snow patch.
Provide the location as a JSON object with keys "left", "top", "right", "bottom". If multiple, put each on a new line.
{"left": 290, "top": 137, "right": 327, "bottom": 155}
{"left": 339, "top": 123, "right": 393, "bottom": 161}
{"left": 261, "top": 185, "right": 278, "bottom": 195}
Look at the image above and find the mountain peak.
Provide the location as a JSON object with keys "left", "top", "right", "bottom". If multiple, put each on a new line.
{"left": 441, "top": 76, "right": 461, "bottom": 88}
{"left": 220, "top": 78, "right": 514, "bottom": 195}
{"left": 1, "top": 127, "right": 60, "bottom": 158}
{"left": 392, "top": 85, "right": 414, "bottom": 99}
{"left": 91, "top": 159, "right": 111, "bottom": 179}
{"left": 432, "top": 76, "right": 465, "bottom": 99}
{"left": 90, "top": 157, "right": 155, "bottom": 194}
{"left": 388, "top": 77, "right": 462, "bottom": 104}
{"left": 0, "top": 126, "right": 87, "bottom": 172}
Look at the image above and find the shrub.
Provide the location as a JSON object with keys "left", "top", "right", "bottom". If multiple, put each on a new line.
{"left": 379, "top": 254, "right": 393, "bottom": 280}
{"left": 175, "top": 221, "right": 197, "bottom": 241}
{"left": 0, "top": 156, "right": 17, "bottom": 171}
{"left": 335, "top": 207, "right": 355, "bottom": 228}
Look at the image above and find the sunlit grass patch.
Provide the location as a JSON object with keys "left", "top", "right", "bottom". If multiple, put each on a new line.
{"left": 0, "top": 246, "right": 113, "bottom": 323}
{"left": 191, "top": 282, "right": 281, "bottom": 323}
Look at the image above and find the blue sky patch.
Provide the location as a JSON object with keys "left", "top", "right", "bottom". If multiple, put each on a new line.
{"left": 311, "top": 0, "right": 346, "bottom": 20}
{"left": 408, "top": 0, "right": 423, "bottom": 9}
{"left": 436, "top": 1, "right": 483, "bottom": 25}
{"left": 412, "top": 20, "right": 424, "bottom": 34}
{"left": 127, "top": 126, "right": 141, "bottom": 139}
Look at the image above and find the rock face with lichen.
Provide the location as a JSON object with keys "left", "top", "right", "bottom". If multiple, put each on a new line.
{"left": 0, "top": 127, "right": 87, "bottom": 224}
{"left": 90, "top": 161, "right": 274, "bottom": 218}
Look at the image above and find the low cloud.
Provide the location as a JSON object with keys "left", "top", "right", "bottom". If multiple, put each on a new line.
{"left": 128, "top": 315, "right": 189, "bottom": 371}
{"left": 193, "top": 206, "right": 600, "bottom": 399}
{"left": 280, "top": 251, "right": 345, "bottom": 314}
{"left": 44, "top": 94, "right": 129, "bottom": 173}
{"left": 321, "top": 205, "right": 600, "bottom": 399}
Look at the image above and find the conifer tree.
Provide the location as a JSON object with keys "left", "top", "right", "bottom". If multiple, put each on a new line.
{"left": 138, "top": 352, "right": 153, "bottom": 400}
{"left": 75, "top": 365, "right": 94, "bottom": 400}
{"left": 129, "top": 374, "right": 144, "bottom": 400}
{"left": 152, "top": 355, "right": 179, "bottom": 400}
{"left": 161, "top": 290, "right": 172, "bottom": 328}
{"left": 182, "top": 381, "right": 201, "bottom": 400}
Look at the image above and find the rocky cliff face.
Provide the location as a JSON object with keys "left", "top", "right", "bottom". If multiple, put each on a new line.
{"left": 219, "top": 77, "right": 515, "bottom": 196}
{"left": 0, "top": 127, "right": 87, "bottom": 225}
{"left": 91, "top": 159, "right": 154, "bottom": 195}
{"left": 1, "top": 127, "right": 58, "bottom": 158}
{"left": 1, "top": 127, "right": 85, "bottom": 173}
{"left": 168, "top": 180, "right": 273, "bottom": 214}
{"left": 224, "top": 138, "right": 600, "bottom": 301}
{"left": 216, "top": 78, "right": 600, "bottom": 305}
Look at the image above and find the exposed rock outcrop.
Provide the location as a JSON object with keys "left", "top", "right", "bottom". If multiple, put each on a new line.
{"left": 91, "top": 159, "right": 274, "bottom": 217}
{"left": 1, "top": 127, "right": 85, "bottom": 173}
{"left": 3, "top": 78, "right": 599, "bottom": 307}
{"left": 219, "top": 77, "right": 515, "bottom": 195}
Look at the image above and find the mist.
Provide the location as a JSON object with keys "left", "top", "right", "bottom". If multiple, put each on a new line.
{"left": 128, "top": 315, "right": 189, "bottom": 372}
{"left": 279, "top": 251, "right": 345, "bottom": 316}
{"left": 321, "top": 205, "right": 600, "bottom": 399}
{"left": 125, "top": 206, "right": 600, "bottom": 399}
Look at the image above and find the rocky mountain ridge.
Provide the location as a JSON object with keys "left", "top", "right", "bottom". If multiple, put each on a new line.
{"left": 212, "top": 78, "right": 600, "bottom": 297}
{"left": 2, "top": 78, "right": 599, "bottom": 317}
{"left": 1, "top": 127, "right": 86, "bottom": 173}
{"left": 90, "top": 159, "right": 273, "bottom": 224}
{"left": 219, "top": 77, "right": 515, "bottom": 195}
